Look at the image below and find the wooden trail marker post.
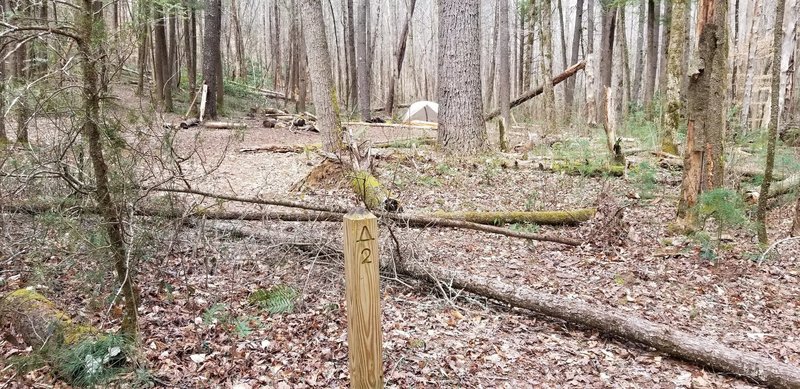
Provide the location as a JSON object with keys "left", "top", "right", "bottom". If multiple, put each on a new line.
{"left": 343, "top": 209, "right": 383, "bottom": 388}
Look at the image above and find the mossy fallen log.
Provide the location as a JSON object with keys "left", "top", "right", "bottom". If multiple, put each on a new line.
{"left": 431, "top": 209, "right": 596, "bottom": 226}
{"left": 0, "top": 288, "right": 130, "bottom": 386}
{"left": 551, "top": 161, "right": 625, "bottom": 177}
{"left": 0, "top": 288, "right": 96, "bottom": 351}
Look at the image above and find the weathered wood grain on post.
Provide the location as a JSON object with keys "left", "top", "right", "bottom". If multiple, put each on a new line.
{"left": 343, "top": 209, "right": 383, "bottom": 388}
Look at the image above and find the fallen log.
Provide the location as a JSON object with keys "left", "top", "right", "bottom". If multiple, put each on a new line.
{"left": 746, "top": 174, "right": 800, "bottom": 202}
{"left": 550, "top": 161, "right": 625, "bottom": 177}
{"left": 343, "top": 121, "right": 438, "bottom": 130}
{"left": 179, "top": 118, "right": 200, "bottom": 129}
{"left": 203, "top": 121, "right": 248, "bottom": 129}
{"left": 485, "top": 60, "right": 586, "bottom": 121}
{"left": 392, "top": 261, "right": 800, "bottom": 389}
{"left": 431, "top": 209, "right": 596, "bottom": 226}
{"left": 374, "top": 138, "right": 437, "bottom": 148}
{"left": 238, "top": 144, "right": 320, "bottom": 154}
{"left": 266, "top": 233, "right": 800, "bottom": 389}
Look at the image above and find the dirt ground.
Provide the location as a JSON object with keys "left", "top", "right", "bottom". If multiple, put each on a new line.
{"left": 1, "top": 95, "right": 799, "bottom": 388}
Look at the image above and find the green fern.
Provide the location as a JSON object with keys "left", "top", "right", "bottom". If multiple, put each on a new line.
{"left": 248, "top": 285, "right": 299, "bottom": 314}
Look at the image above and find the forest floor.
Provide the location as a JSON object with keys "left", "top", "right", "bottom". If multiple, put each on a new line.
{"left": 1, "top": 89, "right": 799, "bottom": 388}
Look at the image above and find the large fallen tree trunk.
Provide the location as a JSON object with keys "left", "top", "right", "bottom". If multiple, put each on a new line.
{"left": 431, "top": 209, "right": 596, "bottom": 226}
{"left": 485, "top": 60, "right": 586, "bottom": 121}
{"left": 265, "top": 233, "right": 800, "bottom": 389}
{"left": 392, "top": 261, "right": 800, "bottom": 388}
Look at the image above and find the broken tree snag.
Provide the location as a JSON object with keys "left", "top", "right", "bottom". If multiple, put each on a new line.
{"left": 485, "top": 60, "right": 586, "bottom": 121}
{"left": 430, "top": 209, "right": 596, "bottom": 226}
{"left": 202, "top": 121, "right": 248, "bottom": 129}
{"left": 0, "top": 288, "right": 97, "bottom": 351}
{"left": 393, "top": 262, "right": 800, "bottom": 389}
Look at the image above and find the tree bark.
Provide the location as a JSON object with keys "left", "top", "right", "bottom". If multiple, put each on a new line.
{"left": 632, "top": 0, "right": 646, "bottom": 103}
{"left": 345, "top": 0, "right": 357, "bottom": 109}
{"left": 540, "top": 0, "right": 556, "bottom": 126}
{"left": 168, "top": 8, "right": 180, "bottom": 88}
{"left": 599, "top": 4, "right": 622, "bottom": 163}
{"left": 184, "top": 1, "right": 198, "bottom": 115}
{"left": 136, "top": 0, "right": 150, "bottom": 96}
{"left": 153, "top": 5, "right": 173, "bottom": 112}
{"left": 230, "top": 0, "right": 247, "bottom": 81}
{"left": 566, "top": 0, "right": 584, "bottom": 113}
{"left": 497, "top": 0, "right": 511, "bottom": 151}
{"left": 355, "top": 0, "right": 370, "bottom": 120}
{"left": 202, "top": 0, "right": 222, "bottom": 119}
{"left": 661, "top": 0, "right": 688, "bottom": 156}
{"left": 643, "top": 0, "right": 660, "bottom": 112}
{"left": 677, "top": 0, "right": 728, "bottom": 222}
{"left": 437, "top": 0, "right": 487, "bottom": 154}
{"left": 0, "top": 0, "right": 7, "bottom": 143}
{"left": 756, "top": 0, "right": 787, "bottom": 244}
{"left": 300, "top": 0, "right": 344, "bottom": 153}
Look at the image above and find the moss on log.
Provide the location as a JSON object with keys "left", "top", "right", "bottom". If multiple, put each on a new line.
{"left": 431, "top": 209, "right": 596, "bottom": 226}
{"left": 0, "top": 288, "right": 97, "bottom": 351}
{"left": 351, "top": 170, "right": 390, "bottom": 209}
{"left": 552, "top": 161, "right": 625, "bottom": 177}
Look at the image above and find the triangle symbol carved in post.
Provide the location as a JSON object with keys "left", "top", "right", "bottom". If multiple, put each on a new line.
{"left": 357, "top": 225, "right": 374, "bottom": 242}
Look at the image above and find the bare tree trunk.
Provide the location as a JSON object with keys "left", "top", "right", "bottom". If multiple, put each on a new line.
{"left": 633, "top": 0, "right": 646, "bottom": 103}
{"left": 677, "top": 0, "right": 728, "bottom": 222}
{"left": 202, "top": 0, "right": 222, "bottom": 119}
{"left": 540, "top": 0, "right": 556, "bottom": 127}
{"left": 556, "top": 0, "right": 569, "bottom": 110}
{"left": 345, "top": 0, "right": 357, "bottom": 108}
{"left": 756, "top": 0, "right": 786, "bottom": 244}
{"left": 0, "top": 0, "right": 6, "bottom": 143}
{"left": 136, "top": 0, "right": 150, "bottom": 96}
{"left": 355, "top": 0, "right": 371, "bottom": 119}
{"left": 230, "top": 0, "right": 247, "bottom": 81}
{"left": 497, "top": 0, "right": 511, "bottom": 151}
{"left": 79, "top": 0, "right": 138, "bottom": 335}
{"left": 657, "top": 0, "right": 671, "bottom": 94}
{"left": 643, "top": 0, "right": 660, "bottom": 112}
{"left": 184, "top": 1, "right": 197, "bottom": 115}
{"left": 296, "top": 18, "right": 308, "bottom": 113}
{"left": 384, "top": 0, "right": 417, "bottom": 116}
{"left": 153, "top": 5, "right": 173, "bottom": 112}
{"left": 741, "top": 0, "right": 763, "bottom": 131}
{"left": 566, "top": 0, "right": 584, "bottom": 113}
{"left": 523, "top": 6, "right": 533, "bottom": 91}
{"left": 300, "top": 0, "right": 344, "bottom": 153}
{"left": 662, "top": 0, "right": 688, "bottom": 156}
{"left": 273, "top": 1, "right": 281, "bottom": 89}
{"left": 599, "top": 3, "right": 623, "bottom": 164}
{"left": 13, "top": 0, "right": 29, "bottom": 144}
{"left": 484, "top": 5, "right": 499, "bottom": 110}
{"left": 437, "top": 0, "right": 487, "bottom": 154}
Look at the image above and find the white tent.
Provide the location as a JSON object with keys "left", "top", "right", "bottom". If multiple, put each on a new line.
{"left": 402, "top": 101, "right": 438, "bottom": 123}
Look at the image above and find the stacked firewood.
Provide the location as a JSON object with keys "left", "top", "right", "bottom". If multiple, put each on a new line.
{"left": 249, "top": 107, "right": 319, "bottom": 132}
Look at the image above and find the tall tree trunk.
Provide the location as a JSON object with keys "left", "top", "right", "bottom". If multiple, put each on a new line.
{"left": 300, "top": 0, "right": 344, "bottom": 152}
{"left": 498, "top": 0, "right": 511, "bottom": 152}
{"left": 273, "top": 1, "right": 281, "bottom": 89}
{"left": 556, "top": 0, "right": 569, "bottom": 109}
{"left": 677, "top": 0, "right": 728, "bottom": 222}
{"left": 662, "top": 0, "right": 688, "bottom": 155}
{"left": 136, "top": 0, "right": 150, "bottom": 96}
{"left": 658, "top": 0, "right": 671, "bottom": 94}
{"left": 230, "top": 0, "right": 247, "bottom": 81}
{"left": 523, "top": 5, "right": 533, "bottom": 91}
{"left": 617, "top": 6, "right": 631, "bottom": 119}
{"left": 517, "top": 10, "right": 525, "bottom": 95}
{"left": 296, "top": 16, "right": 308, "bottom": 113}
{"left": 385, "top": 0, "right": 417, "bottom": 116}
{"left": 566, "top": 0, "right": 584, "bottom": 113}
{"left": 169, "top": 9, "right": 180, "bottom": 88}
{"left": 345, "top": 0, "right": 357, "bottom": 109}
{"left": 540, "top": 0, "right": 556, "bottom": 127}
{"left": 643, "top": 0, "right": 660, "bottom": 112}
{"left": 755, "top": 0, "right": 786, "bottom": 244}
{"left": 202, "top": 0, "right": 222, "bottom": 119}
{"left": 633, "top": 0, "right": 647, "bottom": 103}
{"left": 153, "top": 5, "right": 173, "bottom": 112}
{"left": 79, "top": 0, "right": 138, "bottom": 335}
{"left": 599, "top": 3, "right": 622, "bottom": 164}
{"left": 741, "top": 0, "right": 763, "bottom": 131}
{"left": 355, "top": 0, "right": 371, "bottom": 119}
{"left": 437, "top": 0, "right": 486, "bottom": 154}
{"left": 484, "top": 5, "right": 499, "bottom": 110}
{"left": 184, "top": 1, "right": 198, "bottom": 115}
